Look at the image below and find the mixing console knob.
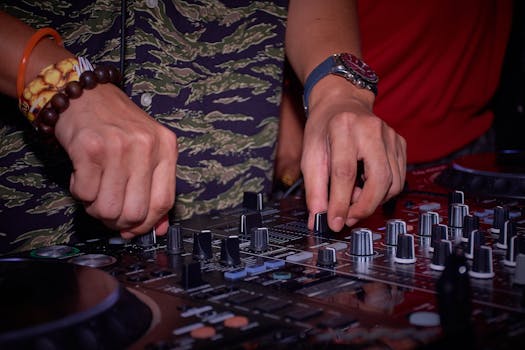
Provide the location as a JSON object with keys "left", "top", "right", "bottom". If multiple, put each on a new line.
{"left": 166, "top": 224, "right": 184, "bottom": 255}
{"left": 350, "top": 228, "right": 374, "bottom": 256}
{"left": 496, "top": 220, "right": 516, "bottom": 250}
{"left": 240, "top": 212, "right": 263, "bottom": 237}
{"left": 317, "top": 247, "right": 337, "bottom": 267}
{"left": 469, "top": 246, "right": 495, "bottom": 279}
{"left": 220, "top": 236, "right": 241, "bottom": 266}
{"left": 461, "top": 214, "right": 479, "bottom": 243}
{"left": 448, "top": 190, "right": 465, "bottom": 219}
{"left": 436, "top": 246, "right": 473, "bottom": 343}
{"left": 193, "top": 230, "right": 213, "bottom": 260}
{"left": 514, "top": 254, "right": 525, "bottom": 285}
{"left": 134, "top": 229, "right": 156, "bottom": 247}
{"left": 243, "top": 191, "right": 264, "bottom": 211}
{"left": 430, "top": 239, "right": 452, "bottom": 271}
{"left": 465, "top": 229, "right": 485, "bottom": 260}
{"left": 491, "top": 205, "right": 509, "bottom": 235}
{"left": 504, "top": 235, "right": 525, "bottom": 267}
{"left": 385, "top": 219, "right": 406, "bottom": 246}
{"left": 394, "top": 233, "right": 416, "bottom": 264}
{"left": 429, "top": 224, "right": 448, "bottom": 252}
{"left": 448, "top": 203, "right": 469, "bottom": 241}
{"left": 314, "top": 211, "right": 330, "bottom": 235}
{"left": 250, "top": 227, "right": 269, "bottom": 252}
{"left": 418, "top": 211, "right": 439, "bottom": 237}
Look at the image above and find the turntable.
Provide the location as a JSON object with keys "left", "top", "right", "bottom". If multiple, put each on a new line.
{"left": 436, "top": 150, "right": 525, "bottom": 198}
{"left": 0, "top": 259, "right": 152, "bottom": 350}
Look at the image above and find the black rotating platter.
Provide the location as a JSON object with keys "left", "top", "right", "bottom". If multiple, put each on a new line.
{"left": 0, "top": 259, "right": 152, "bottom": 350}
{"left": 436, "top": 150, "right": 525, "bottom": 198}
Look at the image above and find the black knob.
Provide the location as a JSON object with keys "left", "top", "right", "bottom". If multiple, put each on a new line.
{"left": 251, "top": 227, "right": 269, "bottom": 252}
{"left": 436, "top": 246, "right": 473, "bottom": 345}
{"left": 469, "top": 246, "right": 495, "bottom": 279}
{"left": 243, "top": 191, "right": 264, "bottom": 211}
{"left": 496, "top": 219, "right": 516, "bottom": 250}
{"left": 491, "top": 206, "right": 509, "bottom": 235}
{"left": 220, "top": 236, "right": 241, "bottom": 266}
{"left": 504, "top": 235, "right": 525, "bottom": 267}
{"left": 317, "top": 247, "right": 337, "bottom": 267}
{"left": 448, "top": 203, "right": 469, "bottom": 241}
{"left": 350, "top": 228, "right": 374, "bottom": 256}
{"left": 429, "top": 224, "right": 448, "bottom": 253}
{"left": 181, "top": 261, "right": 205, "bottom": 289}
{"left": 166, "top": 224, "right": 184, "bottom": 255}
{"left": 394, "top": 233, "right": 416, "bottom": 264}
{"left": 134, "top": 229, "right": 156, "bottom": 247}
{"left": 314, "top": 211, "right": 330, "bottom": 235}
{"left": 465, "top": 229, "right": 486, "bottom": 260}
{"left": 461, "top": 214, "right": 479, "bottom": 243}
{"left": 430, "top": 239, "right": 452, "bottom": 271}
{"left": 240, "top": 212, "right": 263, "bottom": 237}
{"left": 385, "top": 219, "right": 406, "bottom": 246}
{"left": 193, "top": 230, "right": 213, "bottom": 260}
{"left": 448, "top": 190, "right": 465, "bottom": 219}
{"left": 418, "top": 211, "right": 439, "bottom": 236}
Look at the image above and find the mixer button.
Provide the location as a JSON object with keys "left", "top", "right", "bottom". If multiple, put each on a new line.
{"left": 314, "top": 211, "right": 330, "bottom": 235}
{"left": 429, "top": 224, "right": 448, "bottom": 253}
{"left": 224, "top": 268, "right": 247, "bottom": 281}
{"left": 224, "top": 315, "right": 249, "bottom": 329}
{"left": 250, "top": 227, "right": 269, "bottom": 252}
{"left": 243, "top": 191, "right": 264, "bottom": 211}
{"left": 504, "top": 235, "right": 525, "bottom": 267}
{"left": 469, "top": 246, "right": 495, "bottom": 279}
{"left": 496, "top": 220, "right": 516, "bottom": 250}
{"left": 385, "top": 219, "right": 407, "bottom": 246}
{"left": 190, "top": 325, "right": 216, "bottom": 340}
{"left": 192, "top": 230, "right": 213, "bottom": 260}
{"left": 394, "top": 234, "right": 416, "bottom": 264}
{"left": 166, "top": 224, "right": 184, "bottom": 255}
{"left": 220, "top": 236, "right": 241, "bottom": 266}
{"left": 465, "top": 229, "right": 486, "bottom": 260}
{"left": 430, "top": 239, "right": 452, "bottom": 271}
{"left": 350, "top": 228, "right": 374, "bottom": 256}
{"left": 240, "top": 212, "right": 263, "bottom": 237}
{"left": 448, "top": 203, "right": 469, "bottom": 241}
{"left": 491, "top": 205, "right": 509, "bottom": 235}
{"left": 317, "top": 247, "right": 337, "bottom": 267}
{"left": 286, "top": 251, "right": 314, "bottom": 263}
{"left": 418, "top": 211, "right": 439, "bottom": 237}
{"left": 461, "top": 214, "right": 479, "bottom": 243}
{"left": 181, "top": 262, "right": 205, "bottom": 289}
{"left": 134, "top": 229, "right": 156, "bottom": 247}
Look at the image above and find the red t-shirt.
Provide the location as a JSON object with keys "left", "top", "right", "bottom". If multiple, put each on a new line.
{"left": 358, "top": 0, "right": 512, "bottom": 163}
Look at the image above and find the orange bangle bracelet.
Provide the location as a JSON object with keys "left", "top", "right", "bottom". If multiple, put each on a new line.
{"left": 17, "top": 28, "right": 63, "bottom": 99}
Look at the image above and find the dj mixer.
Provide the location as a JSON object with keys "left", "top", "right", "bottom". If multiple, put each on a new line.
{"left": 1, "top": 152, "right": 525, "bottom": 349}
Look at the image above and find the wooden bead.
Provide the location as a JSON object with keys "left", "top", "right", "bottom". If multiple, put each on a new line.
{"left": 65, "top": 81, "right": 83, "bottom": 99}
{"left": 94, "top": 66, "right": 110, "bottom": 84}
{"left": 80, "top": 70, "right": 97, "bottom": 89}
{"left": 50, "top": 92, "right": 70, "bottom": 113}
{"left": 107, "top": 65, "right": 122, "bottom": 84}
{"left": 39, "top": 108, "right": 59, "bottom": 126}
{"left": 36, "top": 121, "right": 54, "bottom": 135}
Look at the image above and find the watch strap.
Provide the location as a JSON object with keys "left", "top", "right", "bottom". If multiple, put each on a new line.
{"left": 302, "top": 55, "right": 337, "bottom": 115}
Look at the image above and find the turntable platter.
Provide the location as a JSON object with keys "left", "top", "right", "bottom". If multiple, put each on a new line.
{"left": 0, "top": 259, "right": 152, "bottom": 350}
{"left": 436, "top": 151, "right": 525, "bottom": 198}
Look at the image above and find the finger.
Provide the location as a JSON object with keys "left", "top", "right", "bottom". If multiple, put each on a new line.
{"left": 85, "top": 147, "right": 128, "bottom": 223}
{"left": 327, "top": 120, "right": 358, "bottom": 231}
{"left": 301, "top": 132, "right": 329, "bottom": 230}
{"left": 120, "top": 156, "right": 176, "bottom": 235}
{"left": 346, "top": 145, "right": 392, "bottom": 226}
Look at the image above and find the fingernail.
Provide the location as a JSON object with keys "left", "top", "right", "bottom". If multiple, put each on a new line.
{"left": 346, "top": 218, "right": 358, "bottom": 227}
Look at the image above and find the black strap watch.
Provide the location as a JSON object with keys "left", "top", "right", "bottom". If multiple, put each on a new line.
{"left": 303, "top": 53, "right": 379, "bottom": 114}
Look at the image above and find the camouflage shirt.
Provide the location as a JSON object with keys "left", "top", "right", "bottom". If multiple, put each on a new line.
{"left": 0, "top": 0, "right": 288, "bottom": 254}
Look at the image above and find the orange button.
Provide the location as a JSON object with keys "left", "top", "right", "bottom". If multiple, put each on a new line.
{"left": 224, "top": 315, "right": 249, "bottom": 329}
{"left": 190, "top": 326, "right": 216, "bottom": 339}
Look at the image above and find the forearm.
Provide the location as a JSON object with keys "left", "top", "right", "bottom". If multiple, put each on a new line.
{"left": 0, "top": 11, "right": 73, "bottom": 98}
{"left": 285, "top": 0, "right": 362, "bottom": 84}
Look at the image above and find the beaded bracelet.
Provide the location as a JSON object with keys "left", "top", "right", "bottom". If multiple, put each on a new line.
{"left": 19, "top": 57, "right": 121, "bottom": 137}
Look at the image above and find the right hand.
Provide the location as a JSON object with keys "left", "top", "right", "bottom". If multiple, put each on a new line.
{"left": 54, "top": 83, "right": 178, "bottom": 239}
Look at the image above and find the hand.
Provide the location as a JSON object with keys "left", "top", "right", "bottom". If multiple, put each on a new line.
{"left": 54, "top": 84, "right": 178, "bottom": 238}
{"left": 302, "top": 76, "right": 406, "bottom": 232}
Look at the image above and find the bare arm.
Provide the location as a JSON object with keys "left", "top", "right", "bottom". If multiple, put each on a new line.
{"left": 285, "top": 0, "right": 406, "bottom": 231}
{"left": 0, "top": 10, "right": 177, "bottom": 238}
